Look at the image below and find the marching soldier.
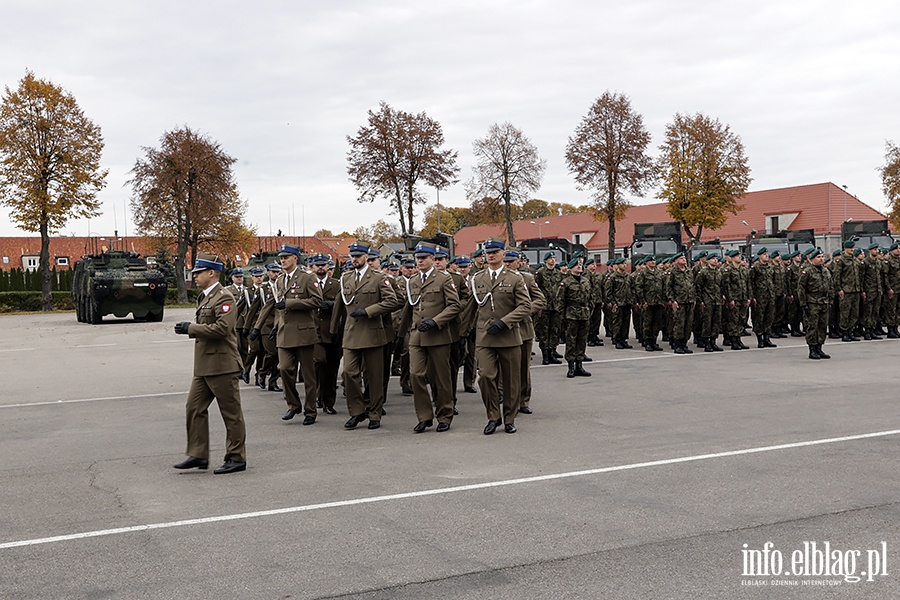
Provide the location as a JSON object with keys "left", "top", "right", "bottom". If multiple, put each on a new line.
{"left": 250, "top": 263, "right": 283, "bottom": 392}
{"left": 310, "top": 253, "right": 341, "bottom": 415}
{"left": 534, "top": 252, "right": 564, "bottom": 365}
{"left": 398, "top": 242, "right": 461, "bottom": 433}
{"left": 454, "top": 257, "right": 479, "bottom": 394}
{"left": 330, "top": 240, "right": 401, "bottom": 430}
{"left": 560, "top": 254, "right": 592, "bottom": 377}
{"left": 434, "top": 246, "right": 469, "bottom": 409}
{"left": 241, "top": 267, "right": 267, "bottom": 384}
{"left": 225, "top": 268, "right": 252, "bottom": 381}
{"left": 397, "top": 257, "right": 417, "bottom": 395}
{"left": 460, "top": 237, "right": 532, "bottom": 435}
{"left": 797, "top": 249, "right": 833, "bottom": 359}
{"left": 173, "top": 252, "right": 247, "bottom": 474}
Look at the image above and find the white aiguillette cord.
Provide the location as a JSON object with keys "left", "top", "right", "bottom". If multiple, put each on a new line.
{"left": 340, "top": 271, "right": 359, "bottom": 306}
{"left": 406, "top": 276, "right": 423, "bottom": 306}
{"left": 470, "top": 271, "right": 494, "bottom": 311}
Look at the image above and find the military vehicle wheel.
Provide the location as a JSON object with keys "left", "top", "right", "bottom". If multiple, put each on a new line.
{"left": 147, "top": 309, "right": 164, "bottom": 322}
{"left": 88, "top": 300, "right": 102, "bottom": 324}
{"left": 75, "top": 297, "right": 83, "bottom": 322}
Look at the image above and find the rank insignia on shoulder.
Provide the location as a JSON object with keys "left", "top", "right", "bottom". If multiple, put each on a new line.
{"left": 222, "top": 304, "right": 231, "bottom": 313}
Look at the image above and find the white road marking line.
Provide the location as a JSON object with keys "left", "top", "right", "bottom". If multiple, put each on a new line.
{"left": 75, "top": 343, "right": 117, "bottom": 348}
{"left": 0, "top": 348, "right": 35, "bottom": 353}
{"left": 0, "top": 392, "right": 185, "bottom": 409}
{"left": 2, "top": 428, "right": 897, "bottom": 550}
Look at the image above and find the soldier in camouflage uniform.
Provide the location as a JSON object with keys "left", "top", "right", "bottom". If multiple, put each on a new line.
{"left": 830, "top": 240, "right": 862, "bottom": 342}
{"left": 770, "top": 250, "right": 787, "bottom": 338}
{"left": 695, "top": 253, "right": 724, "bottom": 351}
{"left": 750, "top": 247, "right": 778, "bottom": 348}
{"left": 560, "top": 255, "right": 592, "bottom": 377}
{"left": 635, "top": 255, "right": 666, "bottom": 351}
{"left": 666, "top": 252, "right": 695, "bottom": 354}
{"left": 586, "top": 259, "right": 605, "bottom": 346}
{"left": 786, "top": 252, "right": 804, "bottom": 336}
{"left": 605, "top": 257, "right": 633, "bottom": 349}
{"left": 884, "top": 243, "right": 900, "bottom": 338}
{"left": 721, "top": 250, "right": 750, "bottom": 350}
{"left": 690, "top": 251, "right": 707, "bottom": 346}
{"left": 860, "top": 243, "right": 884, "bottom": 339}
{"left": 534, "top": 252, "right": 564, "bottom": 365}
{"left": 797, "top": 248, "right": 833, "bottom": 359}
{"left": 630, "top": 259, "right": 645, "bottom": 346}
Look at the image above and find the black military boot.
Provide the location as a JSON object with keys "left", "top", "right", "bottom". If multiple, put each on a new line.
{"left": 644, "top": 340, "right": 655, "bottom": 352}
{"left": 614, "top": 339, "right": 627, "bottom": 349}
{"left": 888, "top": 325, "right": 900, "bottom": 339}
{"left": 842, "top": 329, "right": 852, "bottom": 342}
{"left": 674, "top": 341, "right": 685, "bottom": 355}
{"left": 566, "top": 361, "right": 576, "bottom": 378}
{"left": 756, "top": 334, "right": 766, "bottom": 349}
{"left": 587, "top": 336, "right": 597, "bottom": 347}
{"left": 573, "top": 361, "right": 591, "bottom": 377}
{"left": 550, "top": 347, "right": 564, "bottom": 361}
{"left": 730, "top": 336, "right": 743, "bottom": 350}
{"left": 258, "top": 374, "right": 267, "bottom": 389}
{"left": 541, "top": 348, "right": 551, "bottom": 365}
{"left": 864, "top": 329, "right": 873, "bottom": 340}
{"left": 704, "top": 338, "right": 715, "bottom": 352}
{"left": 709, "top": 336, "right": 723, "bottom": 352}
{"left": 790, "top": 326, "right": 804, "bottom": 337}
{"left": 875, "top": 324, "right": 887, "bottom": 336}
{"left": 849, "top": 329, "right": 861, "bottom": 341}
{"left": 763, "top": 334, "right": 777, "bottom": 348}
{"left": 681, "top": 339, "right": 693, "bottom": 354}
{"left": 621, "top": 339, "right": 633, "bottom": 349}
{"left": 738, "top": 337, "right": 750, "bottom": 350}
{"left": 870, "top": 328, "right": 882, "bottom": 340}
{"left": 817, "top": 344, "right": 831, "bottom": 359}
{"left": 808, "top": 344, "right": 821, "bottom": 359}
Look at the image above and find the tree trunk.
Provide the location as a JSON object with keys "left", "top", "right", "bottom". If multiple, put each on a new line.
{"left": 503, "top": 190, "right": 516, "bottom": 247}
{"left": 405, "top": 183, "right": 416, "bottom": 234}
{"left": 608, "top": 213, "right": 617, "bottom": 259}
{"left": 392, "top": 182, "right": 407, "bottom": 236}
{"left": 39, "top": 219, "right": 52, "bottom": 311}
{"left": 175, "top": 237, "right": 188, "bottom": 304}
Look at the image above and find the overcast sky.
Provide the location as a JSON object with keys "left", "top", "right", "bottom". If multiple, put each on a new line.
{"left": 2, "top": 0, "right": 898, "bottom": 239}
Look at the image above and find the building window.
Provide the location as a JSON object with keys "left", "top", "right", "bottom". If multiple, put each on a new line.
{"left": 768, "top": 216, "right": 779, "bottom": 234}
{"left": 573, "top": 234, "right": 581, "bottom": 245}
{"left": 55, "top": 256, "right": 69, "bottom": 266}
{"left": 24, "top": 256, "right": 39, "bottom": 271}
{"left": 2, "top": 256, "right": 8, "bottom": 264}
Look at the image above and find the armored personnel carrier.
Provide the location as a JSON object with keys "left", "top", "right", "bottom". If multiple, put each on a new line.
{"left": 72, "top": 250, "right": 167, "bottom": 324}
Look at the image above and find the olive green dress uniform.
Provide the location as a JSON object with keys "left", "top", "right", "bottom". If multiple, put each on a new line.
{"left": 313, "top": 272, "right": 342, "bottom": 410}
{"left": 398, "top": 268, "right": 461, "bottom": 426}
{"left": 226, "top": 280, "right": 252, "bottom": 369}
{"left": 461, "top": 267, "right": 532, "bottom": 427}
{"left": 242, "top": 279, "right": 265, "bottom": 381}
{"left": 266, "top": 267, "right": 325, "bottom": 418}
{"left": 445, "top": 269, "right": 470, "bottom": 404}
{"left": 330, "top": 265, "right": 401, "bottom": 425}
{"left": 252, "top": 277, "right": 281, "bottom": 389}
{"left": 797, "top": 256, "right": 833, "bottom": 358}
{"left": 830, "top": 249, "right": 862, "bottom": 338}
{"left": 184, "top": 283, "right": 246, "bottom": 464}
{"left": 667, "top": 262, "right": 695, "bottom": 352}
{"left": 518, "top": 267, "right": 546, "bottom": 410}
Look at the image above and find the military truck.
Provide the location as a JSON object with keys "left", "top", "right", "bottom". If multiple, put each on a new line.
{"left": 403, "top": 232, "right": 456, "bottom": 258}
{"left": 72, "top": 250, "right": 168, "bottom": 324}
{"left": 742, "top": 229, "right": 816, "bottom": 260}
{"left": 244, "top": 250, "right": 283, "bottom": 275}
{"left": 630, "top": 222, "right": 683, "bottom": 266}
{"left": 841, "top": 219, "right": 894, "bottom": 250}
{"left": 518, "top": 238, "right": 587, "bottom": 267}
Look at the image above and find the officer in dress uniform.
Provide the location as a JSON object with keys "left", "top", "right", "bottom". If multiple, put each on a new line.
{"left": 460, "top": 238, "right": 532, "bottom": 435}
{"left": 241, "top": 267, "right": 267, "bottom": 383}
{"left": 260, "top": 244, "right": 324, "bottom": 424}
{"left": 398, "top": 242, "right": 461, "bottom": 433}
{"left": 250, "top": 263, "right": 283, "bottom": 392}
{"left": 309, "top": 253, "right": 341, "bottom": 415}
{"left": 397, "top": 257, "right": 417, "bottom": 395}
{"left": 225, "top": 268, "right": 252, "bottom": 382}
{"left": 434, "top": 245, "right": 468, "bottom": 410}
{"left": 330, "top": 240, "right": 401, "bottom": 430}
{"left": 173, "top": 253, "right": 247, "bottom": 474}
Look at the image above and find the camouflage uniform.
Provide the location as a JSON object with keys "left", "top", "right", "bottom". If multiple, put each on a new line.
{"left": 695, "top": 261, "right": 724, "bottom": 351}
{"left": 797, "top": 256, "right": 833, "bottom": 358}
{"left": 750, "top": 259, "right": 777, "bottom": 346}
{"left": 884, "top": 250, "right": 900, "bottom": 337}
{"left": 666, "top": 263, "right": 695, "bottom": 353}
{"left": 604, "top": 265, "right": 632, "bottom": 348}
{"left": 636, "top": 262, "right": 666, "bottom": 351}
{"left": 861, "top": 252, "right": 884, "bottom": 338}
{"left": 561, "top": 272, "right": 593, "bottom": 363}
{"left": 534, "top": 263, "right": 564, "bottom": 362}
{"left": 830, "top": 249, "right": 861, "bottom": 340}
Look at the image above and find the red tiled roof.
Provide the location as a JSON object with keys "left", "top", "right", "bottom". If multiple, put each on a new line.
{"left": 453, "top": 182, "right": 886, "bottom": 254}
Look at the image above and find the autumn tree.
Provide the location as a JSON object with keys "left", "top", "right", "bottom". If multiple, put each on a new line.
{"left": 657, "top": 112, "right": 751, "bottom": 245}
{"left": 314, "top": 228, "right": 334, "bottom": 237}
{"left": 352, "top": 219, "right": 403, "bottom": 248}
{"left": 565, "top": 91, "right": 655, "bottom": 256}
{"left": 347, "top": 101, "right": 459, "bottom": 236}
{"left": 419, "top": 204, "right": 469, "bottom": 237}
{"left": 129, "top": 126, "right": 246, "bottom": 302}
{"left": 0, "top": 71, "right": 108, "bottom": 310}
{"left": 467, "top": 122, "right": 546, "bottom": 246}
{"left": 879, "top": 141, "right": 900, "bottom": 229}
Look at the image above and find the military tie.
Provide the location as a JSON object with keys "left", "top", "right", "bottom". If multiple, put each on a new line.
{"left": 491, "top": 270, "right": 497, "bottom": 283}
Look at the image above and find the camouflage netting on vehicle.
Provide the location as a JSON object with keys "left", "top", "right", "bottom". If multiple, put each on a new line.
{"left": 72, "top": 250, "right": 168, "bottom": 324}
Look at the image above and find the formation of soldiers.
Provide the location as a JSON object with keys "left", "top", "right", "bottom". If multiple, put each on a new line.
{"left": 208, "top": 236, "right": 900, "bottom": 439}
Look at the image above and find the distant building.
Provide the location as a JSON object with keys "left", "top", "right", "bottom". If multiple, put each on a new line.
{"left": 453, "top": 182, "right": 889, "bottom": 261}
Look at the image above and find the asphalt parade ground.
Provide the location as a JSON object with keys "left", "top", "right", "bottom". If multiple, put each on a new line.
{"left": 0, "top": 308, "right": 897, "bottom": 599}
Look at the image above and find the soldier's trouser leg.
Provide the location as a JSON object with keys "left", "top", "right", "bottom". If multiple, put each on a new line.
{"left": 618, "top": 306, "right": 631, "bottom": 341}
{"left": 186, "top": 372, "right": 245, "bottom": 463}
{"left": 806, "top": 304, "right": 828, "bottom": 346}
{"left": 236, "top": 332, "right": 249, "bottom": 370}
{"left": 520, "top": 337, "right": 533, "bottom": 408}
{"left": 672, "top": 302, "right": 693, "bottom": 341}
{"left": 643, "top": 305, "right": 663, "bottom": 343}
{"left": 463, "top": 332, "right": 477, "bottom": 388}
{"left": 535, "top": 312, "right": 551, "bottom": 349}
{"left": 589, "top": 304, "right": 603, "bottom": 337}
{"left": 410, "top": 343, "right": 453, "bottom": 424}
{"left": 632, "top": 308, "right": 642, "bottom": 341}
{"left": 244, "top": 336, "right": 261, "bottom": 375}
{"left": 314, "top": 341, "right": 341, "bottom": 408}
{"left": 261, "top": 335, "right": 279, "bottom": 384}
{"left": 887, "top": 294, "right": 899, "bottom": 326}
{"left": 774, "top": 296, "right": 786, "bottom": 328}
{"left": 692, "top": 302, "right": 703, "bottom": 339}
{"left": 449, "top": 337, "right": 463, "bottom": 402}
{"left": 381, "top": 341, "right": 393, "bottom": 403}
{"left": 701, "top": 304, "right": 713, "bottom": 338}
{"left": 343, "top": 346, "right": 385, "bottom": 420}
{"left": 477, "top": 346, "right": 520, "bottom": 424}
{"left": 839, "top": 293, "right": 860, "bottom": 332}
{"left": 565, "top": 319, "right": 589, "bottom": 361}
{"left": 279, "top": 345, "right": 317, "bottom": 416}
{"left": 604, "top": 306, "right": 613, "bottom": 337}
{"left": 400, "top": 335, "right": 411, "bottom": 391}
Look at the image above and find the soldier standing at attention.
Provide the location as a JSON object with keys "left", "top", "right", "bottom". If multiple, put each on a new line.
{"left": 560, "top": 255, "right": 592, "bottom": 377}
{"left": 605, "top": 258, "right": 632, "bottom": 349}
{"left": 667, "top": 252, "right": 696, "bottom": 354}
{"left": 861, "top": 243, "right": 884, "bottom": 340}
{"left": 310, "top": 253, "right": 341, "bottom": 416}
{"left": 636, "top": 256, "right": 665, "bottom": 351}
{"left": 787, "top": 252, "right": 804, "bottom": 336}
{"left": 797, "top": 249, "right": 832, "bottom": 359}
{"left": 461, "top": 238, "right": 531, "bottom": 434}
{"left": 831, "top": 240, "right": 862, "bottom": 342}
{"left": 690, "top": 251, "right": 708, "bottom": 346}
{"left": 260, "top": 244, "right": 325, "bottom": 424}
{"left": 884, "top": 243, "right": 900, "bottom": 338}
{"left": 173, "top": 253, "right": 247, "bottom": 474}
{"left": 330, "top": 240, "right": 401, "bottom": 430}
{"left": 585, "top": 259, "right": 605, "bottom": 347}
{"left": 695, "top": 253, "right": 724, "bottom": 352}
{"left": 721, "top": 250, "right": 750, "bottom": 350}
{"left": 225, "top": 269, "right": 252, "bottom": 382}
{"left": 750, "top": 247, "right": 778, "bottom": 348}
{"left": 534, "top": 252, "right": 564, "bottom": 365}
{"left": 770, "top": 250, "right": 787, "bottom": 338}
{"left": 399, "top": 242, "right": 460, "bottom": 433}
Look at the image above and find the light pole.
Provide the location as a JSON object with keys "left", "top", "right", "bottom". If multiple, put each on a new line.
{"left": 530, "top": 219, "right": 550, "bottom": 238}
{"left": 842, "top": 185, "right": 848, "bottom": 222}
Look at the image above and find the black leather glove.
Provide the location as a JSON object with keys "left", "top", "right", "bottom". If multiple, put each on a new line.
{"left": 249, "top": 328, "right": 261, "bottom": 341}
{"left": 803, "top": 305, "right": 811, "bottom": 318}
{"left": 240, "top": 328, "right": 249, "bottom": 337}
{"left": 268, "top": 326, "right": 278, "bottom": 340}
{"left": 322, "top": 299, "right": 334, "bottom": 312}
{"left": 274, "top": 299, "right": 286, "bottom": 310}
{"left": 418, "top": 319, "right": 437, "bottom": 332}
{"left": 174, "top": 322, "right": 191, "bottom": 335}
{"left": 351, "top": 308, "right": 367, "bottom": 318}
{"left": 486, "top": 319, "right": 507, "bottom": 335}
